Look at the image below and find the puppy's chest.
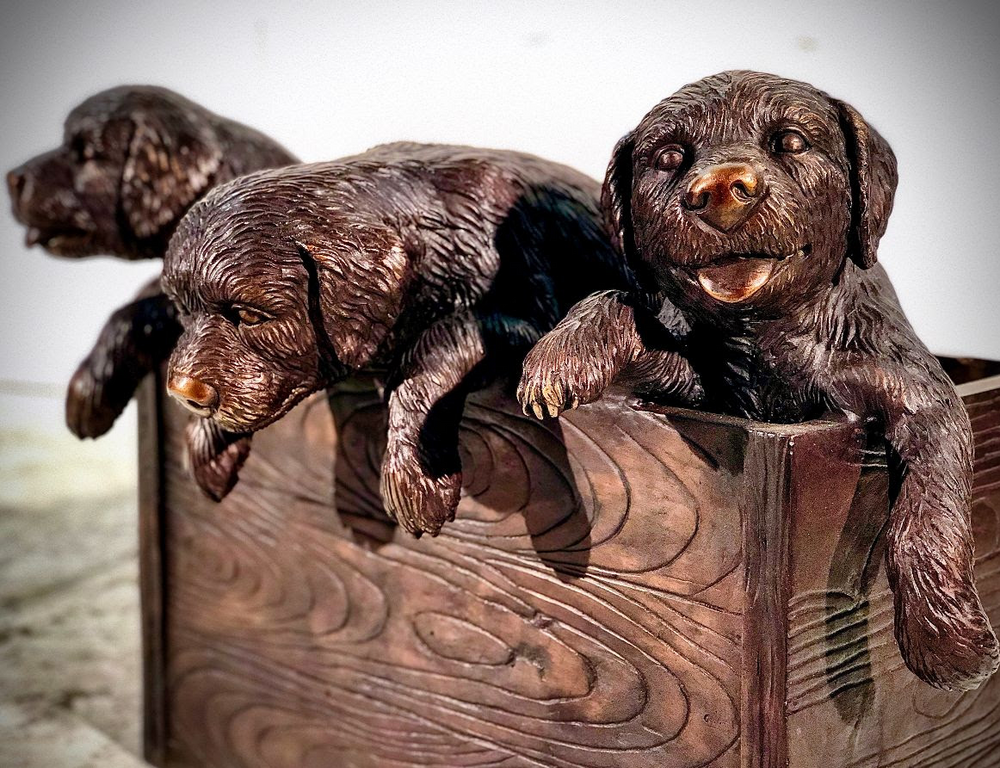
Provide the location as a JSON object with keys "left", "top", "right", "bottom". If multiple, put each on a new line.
{"left": 693, "top": 327, "right": 828, "bottom": 423}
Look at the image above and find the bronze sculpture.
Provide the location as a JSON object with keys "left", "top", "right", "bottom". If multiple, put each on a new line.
{"left": 518, "top": 70, "right": 998, "bottom": 691}
{"left": 9, "top": 71, "right": 994, "bottom": 709}
{"left": 6, "top": 86, "right": 297, "bottom": 457}
{"left": 163, "top": 142, "right": 632, "bottom": 536}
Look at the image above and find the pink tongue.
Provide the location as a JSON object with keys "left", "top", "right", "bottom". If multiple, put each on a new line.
{"left": 697, "top": 258, "right": 775, "bottom": 303}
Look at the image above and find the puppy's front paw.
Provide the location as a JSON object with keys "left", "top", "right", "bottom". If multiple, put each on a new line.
{"left": 186, "top": 419, "right": 252, "bottom": 502}
{"left": 894, "top": 571, "right": 1000, "bottom": 691}
{"left": 517, "top": 368, "right": 578, "bottom": 420}
{"left": 517, "top": 343, "right": 608, "bottom": 420}
{"left": 380, "top": 449, "right": 461, "bottom": 537}
{"left": 65, "top": 364, "right": 125, "bottom": 439}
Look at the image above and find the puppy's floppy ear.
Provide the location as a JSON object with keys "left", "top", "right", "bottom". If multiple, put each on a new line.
{"left": 601, "top": 132, "right": 636, "bottom": 260}
{"left": 296, "top": 226, "right": 411, "bottom": 371}
{"left": 121, "top": 110, "right": 223, "bottom": 239}
{"left": 832, "top": 99, "right": 898, "bottom": 269}
{"left": 601, "top": 131, "right": 658, "bottom": 291}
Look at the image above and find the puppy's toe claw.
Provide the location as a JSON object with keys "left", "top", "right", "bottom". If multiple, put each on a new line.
{"left": 517, "top": 380, "right": 536, "bottom": 412}
{"left": 540, "top": 380, "right": 568, "bottom": 419}
{"left": 515, "top": 380, "right": 528, "bottom": 405}
{"left": 541, "top": 380, "right": 563, "bottom": 407}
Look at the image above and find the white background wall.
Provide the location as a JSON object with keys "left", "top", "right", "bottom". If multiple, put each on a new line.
{"left": 2, "top": 0, "right": 998, "bottom": 401}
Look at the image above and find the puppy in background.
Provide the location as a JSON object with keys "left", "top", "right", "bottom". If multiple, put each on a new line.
{"left": 519, "top": 71, "right": 999, "bottom": 691}
{"left": 163, "top": 142, "right": 635, "bottom": 536}
{"left": 7, "top": 86, "right": 296, "bottom": 497}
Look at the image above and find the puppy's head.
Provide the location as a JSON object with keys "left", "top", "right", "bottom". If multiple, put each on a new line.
{"left": 603, "top": 71, "right": 897, "bottom": 315}
{"left": 162, "top": 170, "right": 409, "bottom": 432}
{"left": 6, "top": 86, "right": 224, "bottom": 259}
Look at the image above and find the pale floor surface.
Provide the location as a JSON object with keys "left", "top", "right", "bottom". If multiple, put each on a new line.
{"left": 0, "top": 390, "right": 149, "bottom": 767}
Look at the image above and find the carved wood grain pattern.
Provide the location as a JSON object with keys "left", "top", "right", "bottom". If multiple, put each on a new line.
{"left": 786, "top": 383, "right": 1000, "bottom": 768}
{"left": 158, "top": 388, "right": 755, "bottom": 768}
{"left": 150, "top": 379, "right": 1000, "bottom": 767}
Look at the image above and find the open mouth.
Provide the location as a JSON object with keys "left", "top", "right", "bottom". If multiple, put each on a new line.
{"left": 25, "top": 226, "right": 92, "bottom": 252}
{"left": 694, "top": 245, "right": 810, "bottom": 303}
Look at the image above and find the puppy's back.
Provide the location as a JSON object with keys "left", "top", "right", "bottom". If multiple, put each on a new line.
{"left": 182, "top": 143, "right": 629, "bottom": 321}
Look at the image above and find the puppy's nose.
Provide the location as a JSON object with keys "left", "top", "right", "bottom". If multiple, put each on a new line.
{"left": 167, "top": 374, "right": 219, "bottom": 416}
{"left": 683, "top": 162, "right": 765, "bottom": 233}
{"left": 6, "top": 168, "right": 26, "bottom": 205}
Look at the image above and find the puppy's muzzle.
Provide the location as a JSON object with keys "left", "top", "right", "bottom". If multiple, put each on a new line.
{"left": 168, "top": 373, "right": 219, "bottom": 417}
{"left": 683, "top": 162, "right": 765, "bottom": 233}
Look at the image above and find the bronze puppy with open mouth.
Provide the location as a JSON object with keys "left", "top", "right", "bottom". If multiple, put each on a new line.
{"left": 162, "top": 142, "right": 632, "bottom": 536}
{"left": 6, "top": 86, "right": 296, "bottom": 468}
{"left": 518, "top": 71, "right": 999, "bottom": 691}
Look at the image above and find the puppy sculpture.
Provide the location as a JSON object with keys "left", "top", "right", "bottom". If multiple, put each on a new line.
{"left": 162, "top": 142, "right": 632, "bottom": 536}
{"left": 518, "top": 71, "right": 999, "bottom": 691}
{"left": 6, "top": 85, "right": 297, "bottom": 489}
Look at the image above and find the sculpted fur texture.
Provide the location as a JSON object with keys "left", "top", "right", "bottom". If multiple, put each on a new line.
{"left": 6, "top": 86, "right": 296, "bottom": 494}
{"left": 163, "top": 142, "right": 633, "bottom": 535}
{"left": 519, "top": 71, "right": 999, "bottom": 691}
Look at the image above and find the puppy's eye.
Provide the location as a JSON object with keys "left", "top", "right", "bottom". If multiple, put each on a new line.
{"left": 653, "top": 145, "right": 686, "bottom": 172}
{"left": 235, "top": 307, "right": 268, "bottom": 326}
{"left": 771, "top": 129, "right": 810, "bottom": 154}
{"left": 69, "top": 135, "right": 93, "bottom": 163}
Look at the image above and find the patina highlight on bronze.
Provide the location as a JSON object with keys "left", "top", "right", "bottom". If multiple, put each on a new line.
{"left": 162, "top": 142, "right": 631, "bottom": 536}
{"left": 519, "top": 71, "right": 999, "bottom": 691}
{"left": 6, "top": 86, "right": 296, "bottom": 451}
